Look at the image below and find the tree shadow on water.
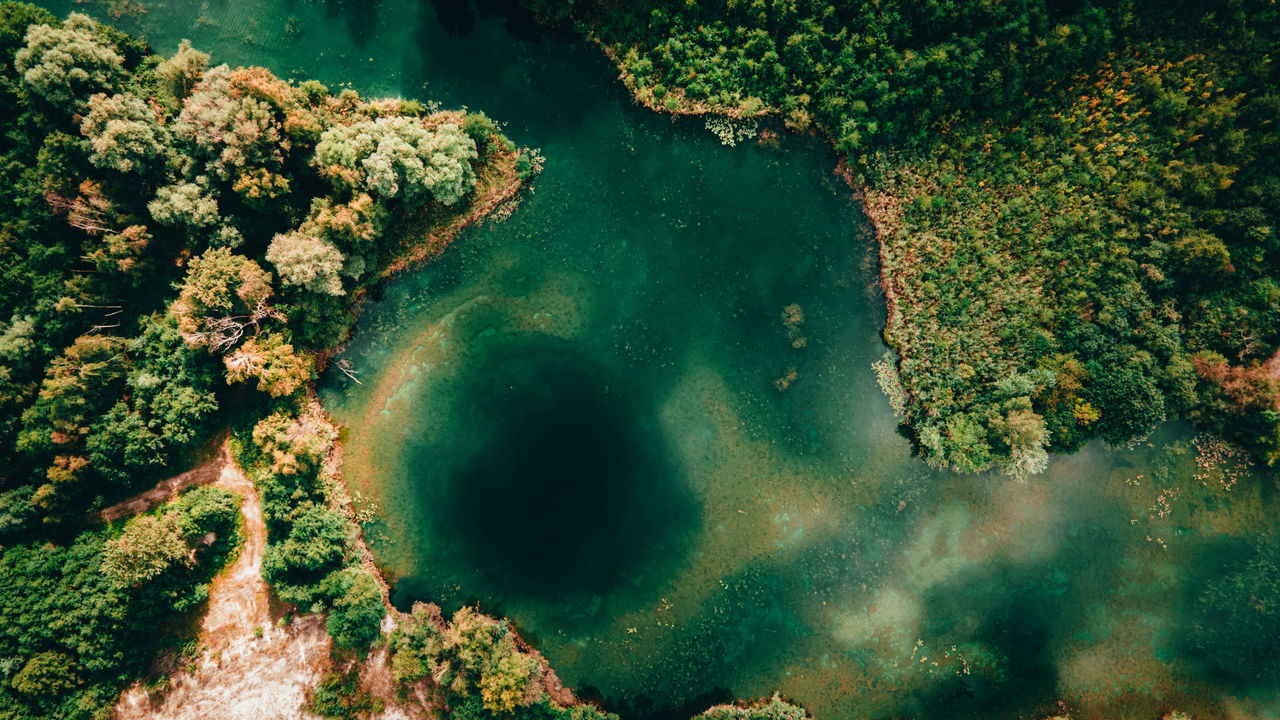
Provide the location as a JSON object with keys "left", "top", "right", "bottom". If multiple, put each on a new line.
{"left": 426, "top": 0, "right": 475, "bottom": 36}
{"left": 1178, "top": 536, "right": 1280, "bottom": 697}
{"left": 428, "top": 0, "right": 577, "bottom": 42}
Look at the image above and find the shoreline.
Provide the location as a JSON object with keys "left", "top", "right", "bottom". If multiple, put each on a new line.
{"left": 299, "top": 142, "right": 594, "bottom": 714}
{"left": 306, "top": 34, "right": 905, "bottom": 719}
{"left": 590, "top": 37, "right": 912, "bottom": 425}
{"left": 594, "top": 37, "right": 773, "bottom": 122}
{"left": 311, "top": 138, "right": 527, "bottom": 373}
{"left": 310, "top": 394, "right": 586, "bottom": 711}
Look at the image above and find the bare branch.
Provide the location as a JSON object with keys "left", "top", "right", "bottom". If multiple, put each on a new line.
{"left": 336, "top": 358, "right": 362, "bottom": 385}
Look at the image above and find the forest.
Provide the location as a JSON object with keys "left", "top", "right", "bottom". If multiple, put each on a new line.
{"left": 0, "top": 0, "right": 1275, "bottom": 717}
{"left": 511, "top": 0, "right": 1280, "bottom": 476}
{"left": 0, "top": 3, "right": 552, "bottom": 717}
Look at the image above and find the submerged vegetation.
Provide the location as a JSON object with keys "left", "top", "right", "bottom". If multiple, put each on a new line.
{"left": 516, "top": 0, "right": 1280, "bottom": 476}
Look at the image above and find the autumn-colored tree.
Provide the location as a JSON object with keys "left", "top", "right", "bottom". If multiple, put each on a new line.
{"left": 389, "top": 603, "right": 542, "bottom": 714}
{"left": 16, "top": 335, "right": 126, "bottom": 458}
{"left": 231, "top": 166, "right": 291, "bottom": 207}
{"left": 1190, "top": 352, "right": 1280, "bottom": 464}
{"left": 83, "top": 224, "right": 152, "bottom": 279}
{"left": 170, "top": 247, "right": 278, "bottom": 350}
{"left": 303, "top": 193, "right": 389, "bottom": 282}
{"left": 224, "top": 331, "right": 313, "bottom": 397}
{"left": 250, "top": 410, "right": 333, "bottom": 477}
{"left": 174, "top": 64, "right": 292, "bottom": 180}
{"left": 699, "top": 694, "right": 812, "bottom": 720}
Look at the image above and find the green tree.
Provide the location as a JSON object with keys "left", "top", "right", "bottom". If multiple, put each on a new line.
{"left": 1090, "top": 364, "right": 1166, "bottom": 445}
{"left": 315, "top": 118, "right": 478, "bottom": 204}
{"left": 993, "top": 407, "right": 1049, "bottom": 479}
{"left": 100, "top": 512, "right": 189, "bottom": 589}
{"left": 1171, "top": 230, "right": 1233, "bottom": 278}
{"left": 261, "top": 504, "right": 352, "bottom": 605}
{"left": 86, "top": 403, "right": 167, "bottom": 487}
{"left": 323, "top": 567, "right": 385, "bottom": 650}
{"left": 148, "top": 181, "right": 219, "bottom": 228}
{"left": 155, "top": 38, "right": 208, "bottom": 102}
{"left": 266, "top": 231, "right": 347, "bottom": 296}
{"left": 939, "top": 413, "right": 994, "bottom": 473}
{"left": 10, "top": 651, "right": 81, "bottom": 700}
{"left": 80, "top": 92, "right": 170, "bottom": 174}
{"left": 14, "top": 13, "right": 123, "bottom": 108}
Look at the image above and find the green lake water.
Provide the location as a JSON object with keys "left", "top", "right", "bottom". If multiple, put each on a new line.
{"left": 41, "top": 1, "right": 1280, "bottom": 718}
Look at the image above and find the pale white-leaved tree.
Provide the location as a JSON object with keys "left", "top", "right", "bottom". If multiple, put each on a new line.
{"left": 81, "top": 93, "right": 170, "bottom": 174}
{"left": 14, "top": 13, "right": 124, "bottom": 108}
{"left": 265, "top": 231, "right": 346, "bottom": 296}
{"left": 315, "top": 117, "right": 478, "bottom": 205}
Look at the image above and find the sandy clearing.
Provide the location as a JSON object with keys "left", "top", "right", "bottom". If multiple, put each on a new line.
{"left": 113, "top": 445, "right": 333, "bottom": 720}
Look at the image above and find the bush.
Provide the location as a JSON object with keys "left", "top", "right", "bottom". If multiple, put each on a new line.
{"left": 323, "top": 567, "right": 386, "bottom": 650}
{"left": 306, "top": 667, "right": 383, "bottom": 719}
{"left": 261, "top": 504, "right": 352, "bottom": 606}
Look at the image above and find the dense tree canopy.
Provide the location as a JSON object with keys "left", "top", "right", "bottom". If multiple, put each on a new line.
{"left": 0, "top": 4, "right": 528, "bottom": 716}
{"left": 0, "top": 486, "right": 241, "bottom": 719}
{"left": 13, "top": 12, "right": 122, "bottom": 107}
{"left": 315, "top": 117, "right": 479, "bottom": 204}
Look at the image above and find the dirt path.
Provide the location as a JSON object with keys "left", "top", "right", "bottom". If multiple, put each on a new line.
{"left": 95, "top": 450, "right": 227, "bottom": 524}
{"left": 114, "top": 445, "right": 333, "bottom": 720}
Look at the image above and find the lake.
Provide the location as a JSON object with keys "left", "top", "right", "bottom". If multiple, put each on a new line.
{"left": 39, "top": 1, "right": 1280, "bottom": 718}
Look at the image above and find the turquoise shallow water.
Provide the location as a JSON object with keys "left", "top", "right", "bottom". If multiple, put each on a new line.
{"left": 40, "top": 1, "right": 1280, "bottom": 718}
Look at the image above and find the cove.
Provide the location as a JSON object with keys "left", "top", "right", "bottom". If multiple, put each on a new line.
{"left": 41, "top": 1, "right": 1280, "bottom": 718}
